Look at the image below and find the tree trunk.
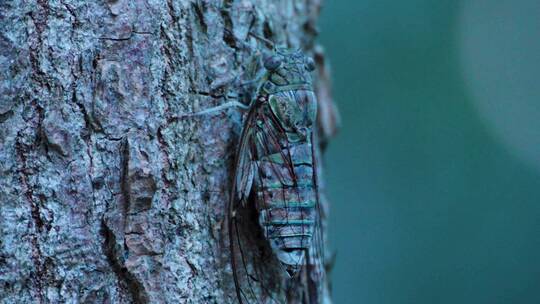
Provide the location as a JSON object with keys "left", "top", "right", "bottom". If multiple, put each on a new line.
{"left": 0, "top": 0, "right": 337, "bottom": 303}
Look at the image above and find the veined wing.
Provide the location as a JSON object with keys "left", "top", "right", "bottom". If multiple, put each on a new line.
{"left": 231, "top": 102, "right": 259, "bottom": 207}
{"left": 229, "top": 99, "right": 281, "bottom": 304}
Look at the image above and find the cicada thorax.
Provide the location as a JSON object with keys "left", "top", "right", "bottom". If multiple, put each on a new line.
{"left": 250, "top": 49, "right": 319, "bottom": 277}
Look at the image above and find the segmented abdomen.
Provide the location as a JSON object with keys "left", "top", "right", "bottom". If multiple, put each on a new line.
{"left": 254, "top": 142, "right": 316, "bottom": 274}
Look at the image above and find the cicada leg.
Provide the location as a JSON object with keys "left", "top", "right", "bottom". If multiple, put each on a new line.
{"left": 187, "top": 100, "right": 249, "bottom": 116}
{"left": 168, "top": 100, "right": 250, "bottom": 120}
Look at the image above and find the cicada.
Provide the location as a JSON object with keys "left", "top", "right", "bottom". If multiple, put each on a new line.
{"left": 228, "top": 48, "right": 326, "bottom": 303}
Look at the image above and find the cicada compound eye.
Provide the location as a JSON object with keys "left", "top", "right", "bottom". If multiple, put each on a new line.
{"left": 264, "top": 55, "right": 282, "bottom": 71}
{"left": 305, "top": 57, "right": 315, "bottom": 72}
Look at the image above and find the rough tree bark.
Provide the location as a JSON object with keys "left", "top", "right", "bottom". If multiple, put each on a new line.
{"left": 0, "top": 0, "right": 338, "bottom": 303}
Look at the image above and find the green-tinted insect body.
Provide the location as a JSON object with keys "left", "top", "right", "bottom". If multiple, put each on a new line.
{"left": 230, "top": 48, "right": 322, "bottom": 296}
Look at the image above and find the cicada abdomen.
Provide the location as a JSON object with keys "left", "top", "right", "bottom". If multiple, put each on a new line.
{"left": 229, "top": 48, "right": 325, "bottom": 303}
{"left": 255, "top": 89, "right": 318, "bottom": 276}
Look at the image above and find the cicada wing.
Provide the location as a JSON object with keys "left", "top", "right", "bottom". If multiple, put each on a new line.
{"left": 229, "top": 103, "right": 257, "bottom": 302}
{"left": 301, "top": 130, "right": 330, "bottom": 304}
{"left": 237, "top": 157, "right": 256, "bottom": 206}
{"left": 229, "top": 185, "right": 285, "bottom": 304}
{"left": 229, "top": 103, "right": 284, "bottom": 304}
{"left": 229, "top": 201, "right": 284, "bottom": 304}
{"left": 234, "top": 122, "right": 255, "bottom": 206}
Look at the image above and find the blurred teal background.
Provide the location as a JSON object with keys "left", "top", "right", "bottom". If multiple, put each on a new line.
{"left": 318, "top": 1, "right": 540, "bottom": 303}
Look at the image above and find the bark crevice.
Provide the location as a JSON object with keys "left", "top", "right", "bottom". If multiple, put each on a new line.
{"left": 101, "top": 220, "right": 147, "bottom": 304}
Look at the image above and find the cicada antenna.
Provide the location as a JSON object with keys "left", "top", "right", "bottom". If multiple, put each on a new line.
{"left": 223, "top": 27, "right": 275, "bottom": 51}
{"left": 247, "top": 32, "right": 275, "bottom": 50}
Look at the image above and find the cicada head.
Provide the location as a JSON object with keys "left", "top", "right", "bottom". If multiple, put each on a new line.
{"left": 261, "top": 49, "right": 315, "bottom": 94}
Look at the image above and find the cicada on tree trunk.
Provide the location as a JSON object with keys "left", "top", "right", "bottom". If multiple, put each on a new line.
{"left": 228, "top": 47, "right": 328, "bottom": 304}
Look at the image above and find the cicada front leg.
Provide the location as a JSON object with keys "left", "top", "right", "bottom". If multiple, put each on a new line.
{"left": 182, "top": 100, "right": 250, "bottom": 117}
